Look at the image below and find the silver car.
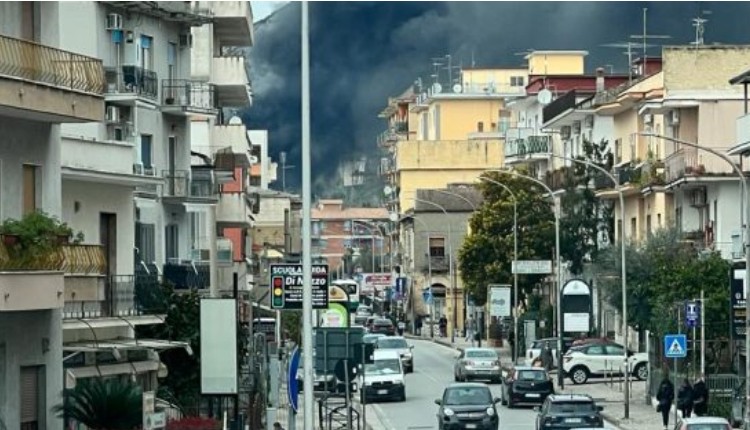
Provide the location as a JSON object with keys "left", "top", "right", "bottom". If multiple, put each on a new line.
{"left": 375, "top": 336, "right": 414, "bottom": 373}
{"left": 454, "top": 347, "right": 501, "bottom": 383}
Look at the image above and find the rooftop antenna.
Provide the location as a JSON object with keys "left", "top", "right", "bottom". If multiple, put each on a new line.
{"left": 629, "top": 8, "right": 671, "bottom": 76}
{"left": 691, "top": 10, "right": 711, "bottom": 45}
{"left": 601, "top": 42, "right": 654, "bottom": 83}
{"left": 279, "top": 151, "right": 296, "bottom": 192}
{"left": 430, "top": 57, "right": 446, "bottom": 85}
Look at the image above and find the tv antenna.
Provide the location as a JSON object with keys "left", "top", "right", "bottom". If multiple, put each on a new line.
{"left": 691, "top": 10, "right": 712, "bottom": 45}
{"left": 629, "top": 8, "right": 671, "bottom": 75}
{"left": 279, "top": 151, "right": 296, "bottom": 192}
{"left": 601, "top": 42, "right": 655, "bottom": 83}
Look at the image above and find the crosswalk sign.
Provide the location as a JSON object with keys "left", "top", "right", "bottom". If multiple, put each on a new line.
{"left": 664, "top": 334, "right": 687, "bottom": 358}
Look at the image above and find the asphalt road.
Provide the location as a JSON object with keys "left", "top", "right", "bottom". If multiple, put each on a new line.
{"left": 362, "top": 339, "right": 539, "bottom": 430}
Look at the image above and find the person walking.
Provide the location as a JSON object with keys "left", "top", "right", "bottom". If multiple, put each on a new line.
{"left": 415, "top": 316, "right": 423, "bottom": 337}
{"left": 439, "top": 316, "right": 447, "bottom": 337}
{"left": 656, "top": 375, "right": 675, "bottom": 430}
{"left": 397, "top": 320, "right": 405, "bottom": 336}
{"left": 465, "top": 316, "right": 475, "bottom": 344}
{"left": 677, "top": 378, "right": 694, "bottom": 418}
{"left": 692, "top": 374, "right": 709, "bottom": 416}
{"left": 541, "top": 342, "right": 554, "bottom": 372}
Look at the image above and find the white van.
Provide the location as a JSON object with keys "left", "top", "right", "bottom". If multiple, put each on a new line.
{"left": 360, "top": 350, "right": 406, "bottom": 402}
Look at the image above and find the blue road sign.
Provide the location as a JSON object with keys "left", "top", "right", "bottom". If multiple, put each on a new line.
{"left": 685, "top": 301, "right": 700, "bottom": 329}
{"left": 396, "top": 277, "right": 407, "bottom": 298}
{"left": 422, "top": 288, "right": 433, "bottom": 305}
{"left": 288, "top": 346, "right": 301, "bottom": 412}
{"left": 664, "top": 334, "right": 687, "bottom": 358}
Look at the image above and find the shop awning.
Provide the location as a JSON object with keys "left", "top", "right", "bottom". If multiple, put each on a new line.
{"left": 63, "top": 338, "right": 191, "bottom": 354}
{"left": 65, "top": 360, "right": 165, "bottom": 388}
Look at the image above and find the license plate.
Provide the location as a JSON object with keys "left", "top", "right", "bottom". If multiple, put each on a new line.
{"left": 377, "top": 389, "right": 388, "bottom": 395}
{"left": 465, "top": 425, "right": 477, "bottom": 429}
{"left": 526, "top": 393, "right": 541, "bottom": 398}
{"left": 565, "top": 418, "right": 582, "bottom": 423}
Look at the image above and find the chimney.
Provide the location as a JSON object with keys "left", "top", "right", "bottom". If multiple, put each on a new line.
{"left": 595, "top": 67, "right": 606, "bottom": 93}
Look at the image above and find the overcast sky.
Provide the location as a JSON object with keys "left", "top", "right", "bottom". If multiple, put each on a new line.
{"left": 252, "top": 1, "right": 288, "bottom": 22}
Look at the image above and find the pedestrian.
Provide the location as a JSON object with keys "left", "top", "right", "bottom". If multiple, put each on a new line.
{"left": 273, "top": 422, "right": 285, "bottom": 430}
{"left": 541, "top": 342, "right": 554, "bottom": 372}
{"left": 677, "top": 378, "right": 694, "bottom": 418}
{"left": 692, "top": 373, "right": 709, "bottom": 416}
{"left": 416, "top": 317, "right": 423, "bottom": 337}
{"left": 397, "top": 320, "right": 405, "bottom": 336}
{"left": 465, "top": 316, "right": 475, "bottom": 344}
{"left": 439, "top": 316, "right": 447, "bottom": 337}
{"left": 656, "top": 375, "right": 675, "bottom": 430}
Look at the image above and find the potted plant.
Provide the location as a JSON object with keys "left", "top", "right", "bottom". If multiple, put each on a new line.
{"left": 0, "top": 211, "right": 84, "bottom": 270}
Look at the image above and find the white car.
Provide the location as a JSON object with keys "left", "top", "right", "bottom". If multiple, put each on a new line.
{"left": 375, "top": 336, "right": 414, "bottom": 373}
{"left": 360, "top": 349, "right": 406, "bottom": 402}
{"left": 562, "top": 342, "right": 648, "bottom": 385}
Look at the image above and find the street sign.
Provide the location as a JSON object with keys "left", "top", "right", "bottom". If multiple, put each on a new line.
{"left": 422, "top": 288, "right": 433, "bottom": 304}
{"left": 287, "top": 346, "right": 300, "bottom": 412}
{"left": 731, "top": 268, "right": 747, "bottom": 339}
{"left": 395, "top": 277, "right": 407, "bottom": 299}
{"left": 512, "top": 260, "right": 553, "bottom": 274}
{"left": 685, "top": 300, "right": 700, "bottom": 329}
{"left": 664, "top": 334, "right": 687, "bottom": 358}
{"left": 270, "top": 264, "right": 329, "bottom": 310}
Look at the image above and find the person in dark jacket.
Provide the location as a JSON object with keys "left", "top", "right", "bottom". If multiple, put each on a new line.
{"left": 656, "top": 376, "right": 675, "bottom": 430}
{"left": 692, "top": 374, "right": 709, "bottom": 416}
{"left": 541, "top": 342, "right": 554, "bottom": 372}
{"left": 677, "top": 378, "right": 694, "bottom": 418}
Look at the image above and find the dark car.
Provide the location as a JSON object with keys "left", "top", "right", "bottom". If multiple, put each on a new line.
{"left": 435, "top": 383, "right": 501, "bottom": 430}
{"left": 534, "top": 394, "right": 604, "bottom": 430}
{"left": 370, "top": 318, "right": 396, "bottom": 336}
{"left": 500, "top": 366, "right": 554, "bottom": 407}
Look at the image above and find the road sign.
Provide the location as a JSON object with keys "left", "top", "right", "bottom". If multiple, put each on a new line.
{"left": 270, "top": 264, "right": 329, "bottom": 310}
{"left": 422, "top": 288, "right": 433, "bottom": 304}
{"left": 664, "top": 334, "right": 687, "bottom": 358}
{"left": 685, "top": 300, "right": 700, "bottom": 329}
{"left": 287, "top": 346, "right": 300, "bottom": 412}
{"left": 512, "top": 260, "right": 553, "bottom": 274}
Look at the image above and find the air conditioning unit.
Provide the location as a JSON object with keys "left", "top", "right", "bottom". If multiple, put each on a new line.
{"left": 643, "top": 113, "right": 654, "bottom": 125}
{"left": 669, "top": 110, "right": 680, "bottom": 125}
{"left": 560, "top": 126, "right": 571, "bottom": 140}
{"left": 690, "top": 187, "right": 707, "bottom": 207}
{"left": 105, "top": 105, "right": 120, "bottom": 123}
{"left": 583, "top": 115, "right": 594, "bottom": 129}
{"left": 106, "top": 13, "right": 123, "bottom": 30}
{"left": 572, "top": 121, "right": 581, "bottom": 135}
{"left": 179, "top": 33, "right": 193, "bottom": 49}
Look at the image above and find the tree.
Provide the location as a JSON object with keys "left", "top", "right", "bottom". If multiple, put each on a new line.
{"left": 458, "top": 170, "right": 555, "bottom": 306}
{"left": 55, "top": 377, "right": 142, "bottom": 430}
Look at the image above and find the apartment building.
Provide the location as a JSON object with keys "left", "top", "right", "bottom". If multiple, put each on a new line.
{"left": 0, "top": 2, "right": 105, "bottom": 429}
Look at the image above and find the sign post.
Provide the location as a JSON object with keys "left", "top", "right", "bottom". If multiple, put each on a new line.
{"left": 270, "top": 264, "right": 329, "bottom": 310}
{"left": 665, "top": 333, "right": 687, "bottom": 425}
{"left": 488, "top": 285, "right": 511, "bottom": 318}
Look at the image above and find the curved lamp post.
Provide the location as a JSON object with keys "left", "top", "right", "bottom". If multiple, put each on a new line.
{"left": 548, "top": 153, "right": 629, "bottom": 418}
{"left": 405, "top": 196, "right": 457, "bottom": 343}
{"left": 638, "top": 132, "right": 750, "bottom": 428}
{"left": 486, "top": 169, "right": 563, "bottom": 388}
{"left": 352, "top": 220, "right": 379, "bottom": 274}
{"left": 478, "top": 177, "right": 519, "bottom": 358}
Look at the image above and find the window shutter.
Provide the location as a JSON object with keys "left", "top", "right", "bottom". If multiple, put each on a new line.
{"left": 20, "top": 367, "right": 38, "bottom": 425}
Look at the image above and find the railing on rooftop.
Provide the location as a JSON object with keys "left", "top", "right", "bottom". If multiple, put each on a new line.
{"left": 0, "top": 34, "right": 105, "bottom": 94}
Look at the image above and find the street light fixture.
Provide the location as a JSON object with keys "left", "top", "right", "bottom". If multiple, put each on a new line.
{"left": 405, "top": 196, "right": 457, "bottom": 343}
{"left": 638, "top": 132, "right": 750, "bottom": 428}
{"left": 478, "top": 177, "right": 518, "bottom": 358}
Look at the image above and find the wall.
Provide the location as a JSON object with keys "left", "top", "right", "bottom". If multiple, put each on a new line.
{"left": 0, "top": 2, "right": 60, "bottom": 46}
{"left": 527, "top": 52, "right": 586, "bottom": 76}
{"left": 664, "top": 46, "right": 750, "bottom": 92}
{"left": 62, "top": 181, "right": 135, "bottom": 275}
{"left": 429, "top": 99, "right": 505, "bottom": 140}
{"left": 0, "top": 309, "right": 63, "bottom": 430}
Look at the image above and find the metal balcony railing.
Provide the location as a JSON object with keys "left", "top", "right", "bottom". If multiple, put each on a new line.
{"left": 664, "top": 148, "right": 738, "bottom": 183}
{"left": 429, "top": 256, "right": 450, "bottom": 272}
{"left": 104, "top": 65, "right": 158, "bottom": 99}
{"left": 505, "top": 135, "right": 552, "bottom": 158}
{"left": 545, "top": 166, "right": 576, "bottom": 190}
{"left": 163, "top": 261, "right": 210, "bottom": 290}
{"left": 161, "top": 79, "right": 217, "bottom": 110}
{"left": 542, "top": 90, "right": 577, "bottom": 124}
{"left": 0, "top": 34, "right": 104, "bottom": 94}
{"left": 162, "top": 170, "right": 217, "bottom": 199}
{"left": 63, "top": 274, "right": 167, "bottom": 319}
{"left": 0, "top": 242, "right": 107, "bottom": 272}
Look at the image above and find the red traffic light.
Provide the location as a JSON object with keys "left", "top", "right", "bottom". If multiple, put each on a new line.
{"left": 273, "top": 277, "right": 283, "bottom": 288}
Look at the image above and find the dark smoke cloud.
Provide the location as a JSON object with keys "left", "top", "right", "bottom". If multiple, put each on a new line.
{"left": 245, "top": 1, "right": 750, "bottom": 199}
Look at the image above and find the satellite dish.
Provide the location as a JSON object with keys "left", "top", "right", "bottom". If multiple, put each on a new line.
{"left": 383, "top": 185, "right": 393, "bottom": 196}
{"left": 452, "top": 84, "right": 463, "bottom": 94}
{"left": 389, "top": 212, "right": 399, "bottom": 222}
{"left": 537, "top": 89, "right": 553, "bottom": 105}
{"left": 228, "top": 116, "right": 243, "bottom": 125}
{"left": 432, "top": 83, "right": 443, "bottom": 94}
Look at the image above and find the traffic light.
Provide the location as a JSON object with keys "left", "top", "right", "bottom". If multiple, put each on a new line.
{"left": 272, "top": 276, "right": 284, "bottom": 309}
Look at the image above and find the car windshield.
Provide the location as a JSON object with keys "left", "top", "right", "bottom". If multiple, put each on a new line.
{"left": 443, "top": 387, "right": 492, "bottom": 406}
{"left": 686, "top": 424, "right": 730, "bottom": 430}
{"left": 466, "top": 350, "right": 497, "bottom": 359}
{"left": 363, "top": 335, "right": 384, "bottom": 343}
{"left": 374, "top": 319, "right": 392, "bottom": 326}
{"left": 378, "top": 338, "right": 407, "bottom": 349}
{"left": 517, "top": 370, "right": 547, "bottom": 381}
{"left": 365, "top": 359, "right": 401, "bottom": 375}
{"left": 549, "top": 401, "right": 597, "bottom": 414}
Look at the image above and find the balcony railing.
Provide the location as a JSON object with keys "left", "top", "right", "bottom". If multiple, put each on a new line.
{"left": 162, "top": 170, "right": 217, "bottom": 199}
{"left": 104, "top": 65, "right": 158, "bottom": 99}
{"left": 542, "top": 90, "right": 577, "bottom": 124}
{"left": 664, "top": 148, "right": 738, "bottom": 183}
{"left": 545, "top": 166, "right": 576, "bottom": 190}
{"left": 428, "top": 256, "right": 450, "bottom": 272}
{"left": 161, "top": 79, "right": 217, "bottom": 111}
{"left": 0, "top": 242, "right": 106, "bottom": 272}
{"left": 377, "top": 129, "right": 400, "bottom": 147}
{"left": 163, "top": 261, "right": 210, "bottom": 290}
{"left": 0, "top": 34, "right": 104, "bottom": 94}
{"left": 63, "top": 274, "right": 167, "bottom": 319}
{"left": 505, "top": 135, "right": 552, "bottom": 158}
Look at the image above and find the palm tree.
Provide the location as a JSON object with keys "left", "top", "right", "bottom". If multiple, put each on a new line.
{"left": 55, "top": 377, "right": 143, "bottom": 430}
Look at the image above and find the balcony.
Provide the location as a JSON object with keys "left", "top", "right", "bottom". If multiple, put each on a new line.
{"left": 664, "top": 148, "right": 739, "bottom": 185}
{"left": 211, "top": 56, "right": 251, "bottom": 107}
{"left": 162, "top": 169, "right": 218, "bottom": 204}
{"left": 380, "top": 157, "right": 395, "bottom": 176}
{"left": 63, "top": 274, "right": 166, "bottom": 319}
{"left": 504, "top": 135, "right": 552, "bottom": 163}
{"left": 211, "top": 124, "right": 251, "bottom": 167}
{"left": 377, "top": 129, "right": 401, "bottom": 148}
{"left": 428, "top": 256, "right": 450, "bottom": 272}
{"left": 542, "top": 90, "right": 578, "bottom": 124}
{"left": 161, "top": 80, "right": 218, "bottom": 116}
{"left": 616, "top": 163, "right": 640, "bottom": 185}
{"left": 216, "top": 191, "right": 252, "bottom": 228}
{"left": 104, "top": 65, "right": 158, "bottom": 103}
{"left": 163, "top": 261, "right": 210, "bottom": 290}
{"left": 0, "top": 34, "right": 104, "bottom": 122}
{"left": 545, "top": 166, "right": 577, "bottom": 191}
{"left": 211, "top": 1, "right": 254, "bottom": 47}
{"left": 736, "top": 113, "right": 750, "bottom": 148}
{"left": 101, "top": 2, "right": 212, "bottom": 26}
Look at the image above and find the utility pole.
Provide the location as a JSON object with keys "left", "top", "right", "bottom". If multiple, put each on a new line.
{"left": 629, "top": 8, "right": 670, "bottom": 76}
{"left": 279, "top": 151, "right": 296, "bottom": 192}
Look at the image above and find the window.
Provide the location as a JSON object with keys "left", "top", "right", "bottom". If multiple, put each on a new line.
{"left": 491, "top": 122, "right": 497, "bottom": 131}
{"left": 140, "top": 35, "right": 153, "bottom": 70}
{"left": 477, "top": 122, "right": 484, "bottom": 132}
{"left": 675, "top": 207, "right": 683, "bottom": 232}
{"left": 630, "top": 217, "right": 636, "bottom": 240}
{"left": 140, "top": 135, "right": 153, "bottom": 169}
{"left": 167, "top": 42, "right": 177, "bottom": 82}
{"left": 657, "top": 213, "right": 662, "bottom": 227}
{"left": 434, "top": 105, "right": 441, "bottom": 140}
{"left": 605, "top": 344, "right": 625, "bottom": 356}
{"left": 20, "top": 366, "right": 43, "bottom": 430}
{"left": 585, "top": 345, "right": 605, "bottom": 355}
{"left": 429, "top": 237, "right": 445, "bottom": 257}
{"left": 22, "top": 164, "right": 39, "bottom": 215}
{"left": 165, "top": 224, "right": 179, "bottom": 261}
{"left": 616, "top": 219, "right": 622, "bottom": 241}
{"left": 614, "top": 139, "right": 622, "bottom": 164}
{"left": 343, "top": 220, "right": 351, "bottom": 232}
{"left": 135, "top": 222, "right": 155, "bottom": 263}
{"left": 646, "top": 215, "right": 652, "bottom": 236}
{"left": 510, "top": 76, "right": 525, "bottom": 87}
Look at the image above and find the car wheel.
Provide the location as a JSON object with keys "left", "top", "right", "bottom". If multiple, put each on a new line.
{"left": 634, "top": 363, "right": 648, "bottom": 381}
{"left": 570, "top": 366, "right": 589, "bottom": 385}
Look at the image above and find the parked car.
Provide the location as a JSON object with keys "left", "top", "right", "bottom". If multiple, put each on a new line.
{"left": 354, "top": 315, "right": 370, "bottom": 326}
{"left": 562, "top": 342, "right": 648, "bottom": 385}
{"left": 370, "top": 318, "right": 396, "bottom": 336}
{"left": 534, "top": 394, "right": 604, "bottom": 430}
{"left": 360, "top": 349, "right": 406, "bottom": 402}
{"left": 500, "top": 366, "right": 554, "bottom": 408}
{"left": 524, "top": 337, "right": 575, "bottom": 368}
{"left": 365, "top": 316, "right": 378, "bottom": 332}
{"left": 454, "top": 347, "right": 501, "bottom": 383}
{"left": 363, "top": 333, "right": 386, "bottom": 344}
{"left": 296, "top": 354, "right": 337, "bottom": 394}
{"left": 435, "top": 383, "right": 501, "bottom": 430}
{"left": 674, "top": 417, "right": 731, "bottom": 430}
{"left": 375, "top": 336, "right": 414, "bottom": 372}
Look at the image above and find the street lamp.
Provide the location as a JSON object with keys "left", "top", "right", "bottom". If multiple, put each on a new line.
{"left": 406, "top": 196, "right": 457, "bottom": 343}
{"left": 638, "top": 132, "right": 750, "bottom": 428}
{"left": 352, "top": 220, "right": 383, "bottom": 274}
{"left": 478, "top": 177, "right": 519, "bottom": 361}
{"left": 487, "top": 169, "right": 563, "bottom": 388}
{"left": 547, "top": 153, "right": 629, "bottom": 418}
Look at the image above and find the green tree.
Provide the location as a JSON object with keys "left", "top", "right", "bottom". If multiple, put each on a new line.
{"left": 55, "top": 377, "right": 142, "bottom": 430}
{"left": 458, "top": 170, "right": 555, "bottom": 306}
